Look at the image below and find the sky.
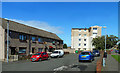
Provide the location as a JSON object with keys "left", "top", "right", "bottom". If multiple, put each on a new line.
{"left": 2, "top": 2, "right": 118, "bottom": 46}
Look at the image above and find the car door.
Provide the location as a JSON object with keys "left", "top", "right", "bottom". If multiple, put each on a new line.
{"left": 42, "top": 53, "right": 46, "bottom": 59}
{"left": 91, "top": 52, "right": 94, "bottom": 59}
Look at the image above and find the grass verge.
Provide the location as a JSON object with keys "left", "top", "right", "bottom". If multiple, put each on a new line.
{"left": 111, "top": 55, "right": 120, "bottom": 63}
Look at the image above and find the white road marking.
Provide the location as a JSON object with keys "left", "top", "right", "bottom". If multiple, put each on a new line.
{"left": 53, "top": 66, "right": 68, "bottom": 71}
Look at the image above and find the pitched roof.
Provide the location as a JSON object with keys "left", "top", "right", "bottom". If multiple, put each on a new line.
{"left": 0, "top": 18, "right": 62, "bottom": 41}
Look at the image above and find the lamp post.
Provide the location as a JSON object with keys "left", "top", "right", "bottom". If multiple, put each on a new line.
{"left": 102, "top": 26, "right": 107, "bottom": 67}
{"left": 103, "top": 26, "right": 107, "bottom": 52}
{"left": 7, "top": 20, "right": 9, "bottom": 63}
{"left": 91, "top": 37, "right": 92, "bottom": 51}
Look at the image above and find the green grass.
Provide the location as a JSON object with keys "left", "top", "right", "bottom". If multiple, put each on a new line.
{"left": 111, "top": 55, "right": 120, "bottom": 63}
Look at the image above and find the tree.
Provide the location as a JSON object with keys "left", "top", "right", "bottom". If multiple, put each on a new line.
{"left": 118, "top": 43, "right": 120, "bottom": 49}
{"left": 63, "top": 44, "right": 67, "bottom": 48}
{"left": 92, "top": 35, "right": 118, "bottom": 50}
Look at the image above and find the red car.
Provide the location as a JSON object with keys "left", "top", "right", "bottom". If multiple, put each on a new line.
{"left": 30, "top": 52, "right": 49, "bottom": 62}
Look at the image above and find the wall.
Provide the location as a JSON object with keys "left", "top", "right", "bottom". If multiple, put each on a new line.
{"left": 0, "top": 24, "right": 5, "bottom": 61}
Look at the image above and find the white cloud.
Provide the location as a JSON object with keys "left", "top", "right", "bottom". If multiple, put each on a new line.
{"left": 6, "top": 18, "right": 63, "bottom": 34}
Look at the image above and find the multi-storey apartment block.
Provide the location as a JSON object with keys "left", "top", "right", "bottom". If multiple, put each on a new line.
{"left": 0, "top": 18, "right": 63, "bottom": 61}
{"left": 71, "top": 26, "right": 102, "bottom": 51}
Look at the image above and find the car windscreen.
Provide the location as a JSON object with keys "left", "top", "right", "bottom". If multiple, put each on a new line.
{"left": 80, "top": 52, "right": 90, "bottom": 55}
{"left": 53, "top": 51, "right": 59, "bottom": 53}
{"left": 93, "top": 50, "right": 99, "bottom": 53}
{"left": 34, "top": 53, "right": 41, "bottom": 55}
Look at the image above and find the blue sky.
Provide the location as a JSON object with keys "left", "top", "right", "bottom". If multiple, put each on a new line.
{"left": 2, "top": 2, "right": 118, "bottom": 46}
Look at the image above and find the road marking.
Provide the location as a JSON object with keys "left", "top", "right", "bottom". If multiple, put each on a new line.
{"left": 53, "top": 66, "right": 68, "bottom": 71}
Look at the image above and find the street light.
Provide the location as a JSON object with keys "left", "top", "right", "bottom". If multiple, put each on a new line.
{"left": 7, "top": 20, "right": 9, "bottom": 63}
{"left": 102, "top": 26, "right": 107, "bottom": 52}
{"left": 102, "top": 26, "right": 107, "bottom": 67}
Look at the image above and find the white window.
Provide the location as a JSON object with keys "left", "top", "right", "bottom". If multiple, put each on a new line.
{"left": 84, "top": 44, "right": 86, "bottom": 46}
{"left": 79, "top": 39, "right": 81, "bottom": 41}
{"left": 84, "top": 30, "right": 86, "bottom": 32}
{"left": 93, "top": 33, "right": 97, "bottom": 36}
{"left": 79, "top": 43, "right": 81, "bottom": 46}
{"left": 93, "top": 28, "right": 97, "bottom": 30}
{"left": 79, "top": 34, "right": 81, "bottom": 36}
{"left": 84, "top": 34, "right": 86, "bottom": 36}
{"left": 84, "top": 39, "right": 86, "bottom": 41}
{"left": 79, "top": 29, "right": 81, "bottom": 32}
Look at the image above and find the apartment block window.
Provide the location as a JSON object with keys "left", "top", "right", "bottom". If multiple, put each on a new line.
{"left": 79, "top": 39, "right": 81, "bottom": 41}
{"left": 93, "top": 28, "right": 97, "bottom": 30}
{"left": 32, "top": 36, "right": 36, "bottom": 42}
{"left": 19, "top": 34, "right": 27, "bottom": 41}
{"left": 79, "top": 43, "right": 81, "bottom": 46}
{"left": 79, "top": 29, "right": 81, "bottom": 32}
{"left": 84, "top": 44, "right": 86, "bottom": 46}
{"left": 38, "top": 37, "right": 43, "bottom": 43}
{"left": 84, "top": 39, "right": 86, "bottom": 41}
{"left": 84, "top": 34, "right": 86, "bottom": 36}
{"left": 93, "top": 33, "right": 97, "bottom": 34}
{"left": 79, "top": 34, "right": 81, "bottom": 36}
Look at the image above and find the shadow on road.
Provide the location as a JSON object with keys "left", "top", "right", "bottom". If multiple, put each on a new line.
{"left": 71, "top": 64, "right": 87, "bottom": 71}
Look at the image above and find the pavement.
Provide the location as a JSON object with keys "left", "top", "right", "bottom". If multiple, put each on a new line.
{"left": 2, "top": 53, "right": 100, "bottom": 72}
{"left": 103, "top": 49, "right": 120, "bottom": 73}
{"left": 0, "top": 61, "right": 2, "bottom": 73}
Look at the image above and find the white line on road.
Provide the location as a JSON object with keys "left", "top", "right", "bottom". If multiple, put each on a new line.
{"left": 53, "top": 66, "right": 68, "bottom": 71}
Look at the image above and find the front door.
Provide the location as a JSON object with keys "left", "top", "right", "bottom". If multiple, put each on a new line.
{"left": 32, "top": 48, "right": 35, "bottom": 53}
{"left": 11, "top": 47, "right": 16, "bottom": 55}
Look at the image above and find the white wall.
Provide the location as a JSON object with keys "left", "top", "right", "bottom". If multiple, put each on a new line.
{"left": 0, "top": 25, "right": 5, "bottom": 61}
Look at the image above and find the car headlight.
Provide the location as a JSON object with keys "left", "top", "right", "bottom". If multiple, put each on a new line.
{"left": 37, "top": 56, "right": 40, "bottom": 57}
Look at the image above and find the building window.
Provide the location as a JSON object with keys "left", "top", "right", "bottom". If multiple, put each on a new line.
{"left": 79, "top": 43, "right": 81, "bottom": 46}
{"left": 79, "top": 34, "right": 81, "bottom": 36}
{"left": 84, "top": 30, "right": 86, "bottom": 32}
{"left": 84, "top": 34, "right": 86, "bottom": 36}
{"left": 32, "top": 36, "right": 36, "bottom": 42}
{"left": 38, "top": 48, "right": 43, "bottom": 52}
{"left": 19, "top": 34, "right": 27, "bottom": 41}
{"left": 79, "top": 29, "right": 81, "bottom": 32}
{"left": 84, "top": 39, "right": 86, "bottom": 41}
{"left": 93, "top": 33, "right": 97, "bottom": 34}
{"left": 93, "top": 28, "right": 97, "bottom": 30}
{"left": 84, "top": 44, "right": 86, "bottom": 46}
{"left": 79, "top": 39, "right": 81, "bottom": 41}
{"left": 38, "top": 37, "right": 43, "bottom": 43}
{"left": 19, "top": 48, "right": 26, "bottom": 54}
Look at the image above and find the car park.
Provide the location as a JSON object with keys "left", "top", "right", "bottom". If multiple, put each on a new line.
{"left": 30, "top": 52, "right": 49, "bottom": 62}
{"left": 79, "top": 51, "right": 94, "bottom": 62}
{"left": 50, "top": 50, "right": 64, "bottom": 58}
{"left": 93, "top": 50, "right": 100, "bottom": 57}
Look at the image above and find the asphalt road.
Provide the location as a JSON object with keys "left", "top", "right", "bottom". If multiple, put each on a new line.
{"left": 2, "top": 54, "right": 100, "bottom": 71}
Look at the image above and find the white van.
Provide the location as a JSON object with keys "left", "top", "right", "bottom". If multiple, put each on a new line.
{"left": 50, "top": 50, "right": 64, "bottom": 58}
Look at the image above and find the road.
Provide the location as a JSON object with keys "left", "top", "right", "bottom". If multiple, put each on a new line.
{"left": 2, "top": 54, "right": 100, "bottom": 72}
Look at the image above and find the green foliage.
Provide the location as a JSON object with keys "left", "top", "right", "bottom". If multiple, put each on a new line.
{"left": 63, "top": 44, "right": 67, "bottom": 48}
{"left": 118, "top": 43, "right": 120, "bottom": 49}
{"left": 92, "top": 35, "right": 118, "bottom": 50}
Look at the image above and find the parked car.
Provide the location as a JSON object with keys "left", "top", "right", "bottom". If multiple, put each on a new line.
{"left": 93, "top": 50, "right": 100, "bottom": 57}
{"left": 79, "top": 51, "right": 94, "bottom": 62}
{"left": 50, "top": 50, "right": 64, "bottom": 58}
{"left": 30, "top": 52, "right": 49, "bottom": 62}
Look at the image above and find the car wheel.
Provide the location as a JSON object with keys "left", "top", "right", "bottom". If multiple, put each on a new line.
{"left": 39, "top": 58, "right": 42, "bottom": 61}
{"left": 47, "top": 57, "right": 50, "bottom": 60}
{"left": 89, "top": 59, "right": 92, "bottom": 62}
